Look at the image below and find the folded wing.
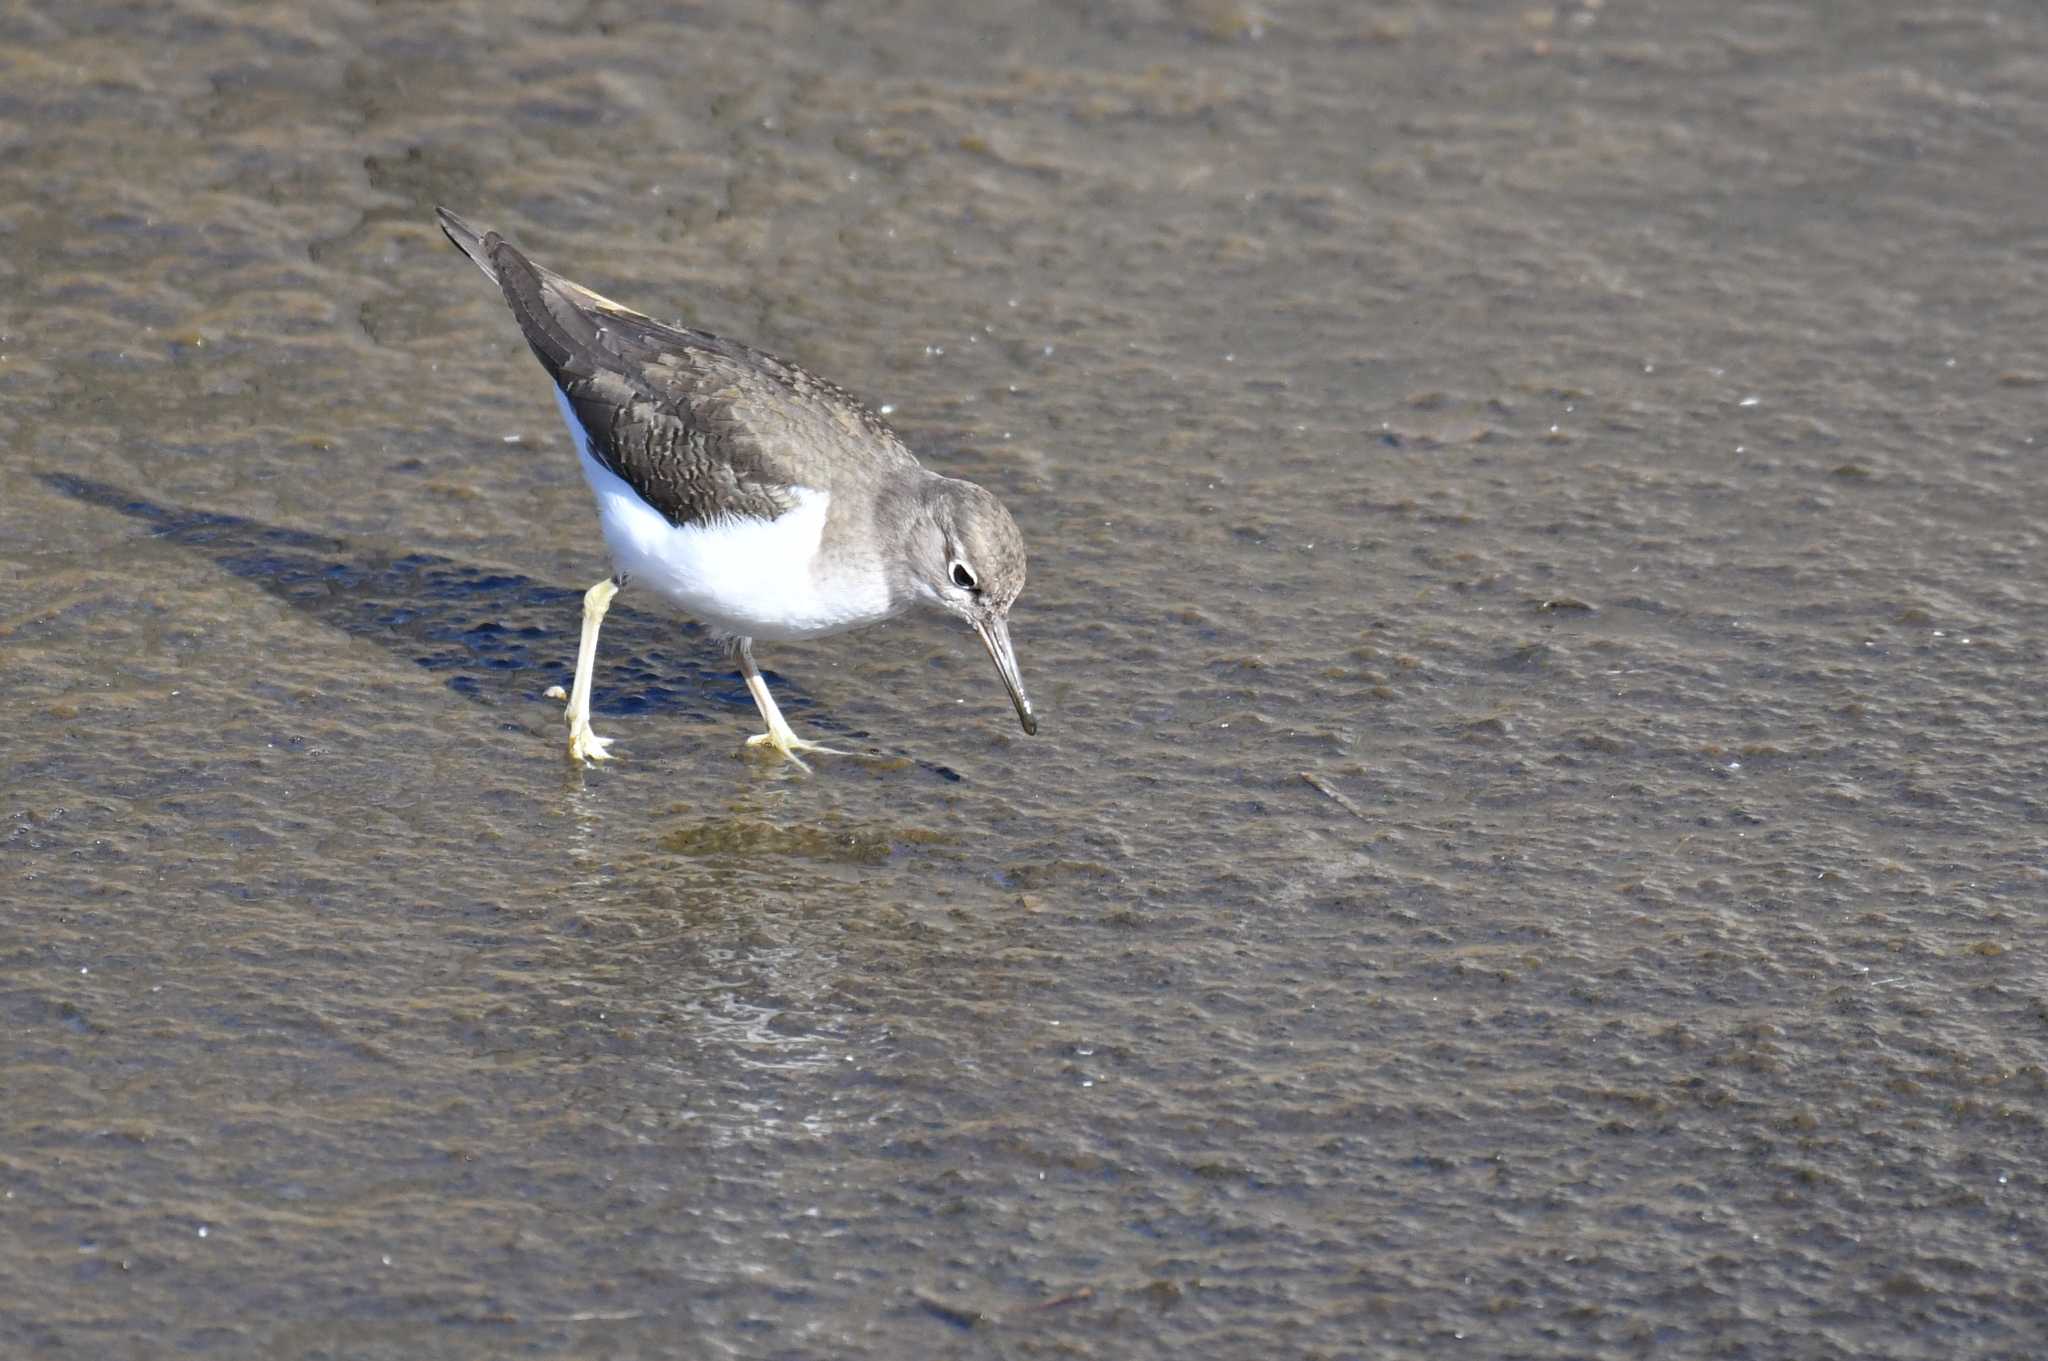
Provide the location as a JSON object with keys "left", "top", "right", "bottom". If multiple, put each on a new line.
{"left": 436, "top": 207, "right": 920, "bottom": 529}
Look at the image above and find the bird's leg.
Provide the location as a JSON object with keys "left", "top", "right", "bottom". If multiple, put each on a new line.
{"left": 563, "top": 576, "right": 620, "bottom": 764}
{"left": 736, "top": 637, "right": 846, "bottom": 766}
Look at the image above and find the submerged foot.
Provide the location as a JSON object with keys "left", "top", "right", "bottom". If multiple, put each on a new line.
{"left": 743, "top": 729, "right": 848, "bottom": 771}
{"left": 568, "top": 721, "right": 616, "bottom": 764}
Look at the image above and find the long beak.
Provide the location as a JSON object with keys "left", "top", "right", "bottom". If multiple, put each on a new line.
{"left": 972, "top": 613, "right": 1038, "bottom": 735}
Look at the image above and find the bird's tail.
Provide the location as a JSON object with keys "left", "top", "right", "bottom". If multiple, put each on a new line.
{"left": 435, "top": 207, "right": 503, "bottom": 281}
{"left": 434, "top": 207, "right": 615, "bottom": 385}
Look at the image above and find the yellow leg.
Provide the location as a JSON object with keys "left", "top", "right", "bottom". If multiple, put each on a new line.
{"left": 736, "top": 638, "right": 845, "bottom": 768}
{"left": 564, "top": 577, "right": 619, "bottom": 764}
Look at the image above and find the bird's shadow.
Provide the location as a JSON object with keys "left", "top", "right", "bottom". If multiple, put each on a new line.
{"left": 40, "top": 473, "right": 961, "bottom": 778}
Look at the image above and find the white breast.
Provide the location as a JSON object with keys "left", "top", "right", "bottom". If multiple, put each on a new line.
{"left": 553, "top": 388, "right": 893, "bottom": 640}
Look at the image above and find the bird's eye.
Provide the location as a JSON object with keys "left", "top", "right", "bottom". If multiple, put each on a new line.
{"left": 950, "top": 561, "right": 978, "bottom": 592}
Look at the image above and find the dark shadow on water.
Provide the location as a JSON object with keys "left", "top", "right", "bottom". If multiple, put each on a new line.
{"left": 40, "top": 472, "right": 805, "bottom": 731}
{"left": 44, "top": 474, "right": 968, "bottom": 780}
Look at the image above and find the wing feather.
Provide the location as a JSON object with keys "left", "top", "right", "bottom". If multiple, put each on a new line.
{"left": 439, "top": 209, "right": 919, "bottom": 529}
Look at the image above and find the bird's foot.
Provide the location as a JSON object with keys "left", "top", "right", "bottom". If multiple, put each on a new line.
{"left": 568, "top": 721, "right": 616, "bottom": 765}
{"left": 743, "top": 729, "right": 848, "bottom": 771}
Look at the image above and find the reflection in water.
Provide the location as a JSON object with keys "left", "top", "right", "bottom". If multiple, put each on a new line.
{"left": 659, "top": 813, "right": 950, "bottom": 865}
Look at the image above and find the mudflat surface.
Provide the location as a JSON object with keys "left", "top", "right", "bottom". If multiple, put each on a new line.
{"left": 4, "top": 2, "right": 2046, "bottom": 1357}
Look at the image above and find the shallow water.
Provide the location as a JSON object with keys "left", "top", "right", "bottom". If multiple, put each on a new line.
{"left": 5, "top": 1, "right": 2048, "bottom": 1356}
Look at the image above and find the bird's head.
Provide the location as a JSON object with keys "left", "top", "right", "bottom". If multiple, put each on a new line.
{"left": 908, "top": 476, "right": 1036, "bottom": 735}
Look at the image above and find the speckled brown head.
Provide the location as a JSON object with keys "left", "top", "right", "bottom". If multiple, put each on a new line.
{"left": 904, "top": 475, "right": 1035, "bottom": 734}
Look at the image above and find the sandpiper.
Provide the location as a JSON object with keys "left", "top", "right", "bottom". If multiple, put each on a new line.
{"left": 436, "top": 208, "right": 1036, "bottom": 767}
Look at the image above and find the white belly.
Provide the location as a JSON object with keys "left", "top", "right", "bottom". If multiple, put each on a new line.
{"left": 553, "top": 388, "right": 892, "bottom": 640}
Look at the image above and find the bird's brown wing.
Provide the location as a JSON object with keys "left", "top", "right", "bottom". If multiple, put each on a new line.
{"left": 441, "top": 210, "right": 919, "bottom": 529}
